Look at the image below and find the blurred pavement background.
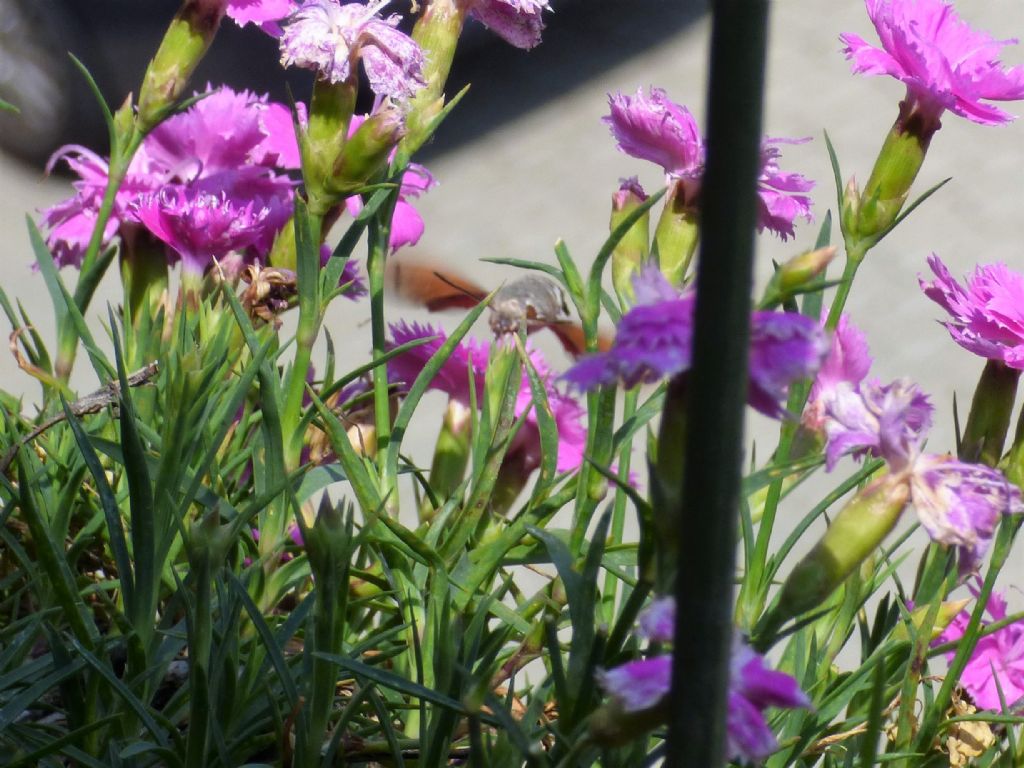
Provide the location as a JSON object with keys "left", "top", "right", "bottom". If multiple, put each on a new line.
{"left": 3, "top": 0, "right": 1024, "bottom": 581}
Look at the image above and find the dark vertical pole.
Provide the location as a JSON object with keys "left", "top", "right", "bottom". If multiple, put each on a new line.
{"left": 665, "top": 0, "right": 769, "bottom": 765}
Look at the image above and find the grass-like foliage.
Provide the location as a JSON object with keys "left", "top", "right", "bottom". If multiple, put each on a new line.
{"left": 4, "top": 0, "right": 1024, "bottom": 766}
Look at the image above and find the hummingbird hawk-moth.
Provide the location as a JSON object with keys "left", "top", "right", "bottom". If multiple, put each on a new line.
{"left": 385, "top": 260, "right": 611, "bottom": 357}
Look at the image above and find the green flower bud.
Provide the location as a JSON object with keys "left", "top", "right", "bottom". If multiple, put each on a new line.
{"left": 609, "top": 178, "right": 651, "bottom": 305}
{"left": 844, "top": 98, "right": 938, "bottom": 245}
{"left": 653, "top": 178, "right": 700, "bottom": 287}
{"left": 329, "top": 105, "right": 407, "bottom": 195}
{"left": 777, "top": 472, "right": 909, "bottom": 621}
{"left": 961, "top": 360, "right": 1020, "bottom": 466}
{"left": 304, "top": 497, "right": 353, "bottom": 582}
{"left": 403, "top": 0, "right": 466, "bottom": 156}
{"left": 761, "top": 246, "right": 837, "bottom": 307}
{"left": 589, "top": 698, "right": 668, "bottom": 747}
{"left": 137, "top": 0, "right": 226, "bottom": 132}
{"left": 422, "top": 400, "right": 472, "bottom": 520}
{"left": 302, "top": 80, "right": 358, "bottom": 216}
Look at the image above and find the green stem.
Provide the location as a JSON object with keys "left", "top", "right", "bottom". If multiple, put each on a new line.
{"left": 282, "top": 211, "right": 324, "bottom": 471}
{"left": 824, "top": 243, "right": 866, "bottom": 331}
{"left": 367, "top": 201, "right": 397, "bottom": 510}
{"left": 602, "top": 388, "right": 638, "bottom": 621}
{"left": 55, "top": 131, "right": 144, "bottom": 382}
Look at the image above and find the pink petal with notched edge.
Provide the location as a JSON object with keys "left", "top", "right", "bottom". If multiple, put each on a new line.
{"left": 841, "top": 0, "right": 1024, "bottom": 125}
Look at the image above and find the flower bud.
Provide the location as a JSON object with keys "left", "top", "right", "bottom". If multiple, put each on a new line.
{"left": 403, "top": 0, "right": 466, "bottom": 155}
{"left": 424, "top": 400, "right": 472, "bottom": 518}
{"left": 330, "top": 105, "right": 407, "bottom": 195}
{"left": 762, "top": 246, "right": 837, "bottom": 307}
{"left": 960, "top": 360, "right": 1019, "bottom": 466}
{"left": 776, "top": 472, "right": 909, "bottom": 622}
{"left": 892, "top": 598, "right": 971, "bottom": 643}
{"left": 652, "top": 177, "right": 700, "bottom": 287}
{"left": 844, "top": 99, "right": 937, "bottom": 244}
{"left": 609, "top": 177, "right": 650, "bottom": 305}
{"left": 302, "top": 80, "right": 358, "bottom": 215}
{"left": 137, "top": 0, "right": 226, "bottom": 132}
{"left": 304, "top": 496, "right": 353, "bottom": 582}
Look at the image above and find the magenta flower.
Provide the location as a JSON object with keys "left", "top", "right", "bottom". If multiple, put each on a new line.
{"left": 597, "top": 598, "right": 809, "bottom": 761}
{"left": 565, "top": 268, "right": 829, "bottom": 419}
{"left": 728, "top": 641, "right": 811, "bottom": 762}
{"left": 344, "top": 162, "right": 436, "bottom": 251}
{"left": 319, "top": 245, "right": 367, "bottom": 300}
{"left": 937, "top": 591, "right": 1024, "bottom": 711}
{"left": 596, "top": 656, "right": 672, "bottom": 713}
{"left": 131, "top": 186, "right": 281, "bottom": 276}
{"left": 920, "top": 255, "right": 1024, "bottom": 369}
{"left": 279, "top": 0, "right": 425, "bottom": 99}
{"left": 463, "top": 0, "right": 551, "bottom": 49}
{"left": 40, "top": 87, "right": 296, "bottom": 269}
{"left": 822, "top": 378, "right": 933, "bottom": 471}
{"left": 387, "top": 322, "right": 587, "bottom": 473}
{"left": 910, "top": 455, "right": 1022, "bottom": 569}
{"left": 606, "top": 88, "right": 814, "bottom": 239}
{"left": 39, "top": 146, "right": 160, "bottom": 268}
{"left": 637, "top": 596, "right": 676, "bottom": 643}
{"left": 803, "top": 313, "right": 873, "bottom": 433}
{"left": 757, "top": 138, "right": 815, "bottom": 241}
{"left": 226, "top": 0, "right": 296, "bottom": 30}
{"left": 840, "top": 0, "right": 1024, "bottom": 126}
{"left": 604, "top": 88, "right": 704, "bottom": 180}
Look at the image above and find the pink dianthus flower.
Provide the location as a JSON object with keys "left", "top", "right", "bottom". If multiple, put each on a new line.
{"left": 131, "top": 186, "right": 282, "bottom": 276}
{"left": 39, "top": 87, "right": 296, "bottom": 270}
{"left": 757, "top": 138, "right": 815, "bottom": 241}
{"left": 840, "top": 0, "right": 1024, "bottom": 126}
{"left": 803, "top": 313, "right": 873, "bottom": 434}
{"left": 463, "top": 0, "right": 551, "bottom": 49}
{"left": 920, "top": 255, "right": 1024, "bottom": 369}
{"left": 226, "top": 0, "right": 296, "bottom": 30}
{"left": 605, "top": 88, "right": 815, "bottom": 240}
{"left": 596, "top": 597, "right": 809, "bottom": 762}
{"left": 386, "top": 322, "right": 586, "bottom": 473}
{"left": 936, "top": 591, "right": 1024, "bottom": 711}
{"left": 565, "top": 267, "right": 830, "bottom": 420}
{"left": 278, "top": 0, "right": 425, "bottom": 99}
